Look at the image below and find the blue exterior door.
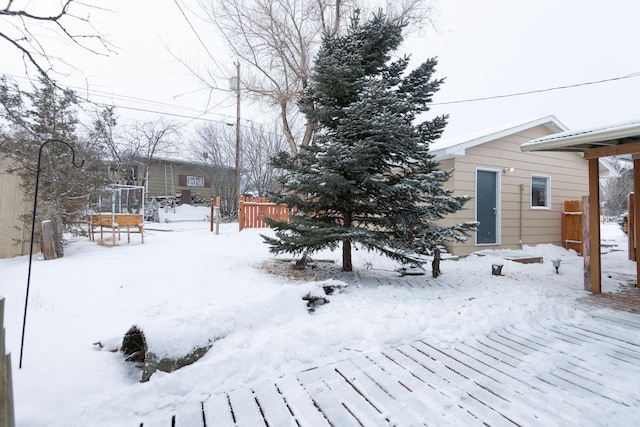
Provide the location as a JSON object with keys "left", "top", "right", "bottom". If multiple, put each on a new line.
{"left": 476, "top": 170, "right": 498, "bottom": 244}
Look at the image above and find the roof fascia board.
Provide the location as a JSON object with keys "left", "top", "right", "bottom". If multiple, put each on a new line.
{"left": 584, "top": 140, "right": 640, "bottom": 159}
{"left": 522, "top": 123, "right": 640, "bottom": 152}
{"left": 433, "top": 115, "right": 566, "bottom": 159}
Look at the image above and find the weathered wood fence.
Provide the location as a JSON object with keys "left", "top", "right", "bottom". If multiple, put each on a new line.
{"left": 561, "top": 199, "right": 583, "bottom": 255}
{"left": 238, "top": 197, "right": 291, "bottom": 231}
{"left": 0, "top": 299, "right": 15, "bottom": 427}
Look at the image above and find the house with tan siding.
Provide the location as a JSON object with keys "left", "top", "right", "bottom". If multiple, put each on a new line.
{"left": 0, "top": 156, "right": 30, "bottom": 258}
{"left": 432, "top": 116, "right": 593, "bottom": 257}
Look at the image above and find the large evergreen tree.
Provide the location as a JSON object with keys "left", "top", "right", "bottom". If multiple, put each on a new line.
{"left": 0, "top": 76, "right": 108, "bottom": 257}
{"left": 263, "top": 12, "right": 476, "bottom": 272}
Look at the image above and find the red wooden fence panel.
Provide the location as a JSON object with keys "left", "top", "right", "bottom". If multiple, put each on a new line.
{"left": 238, "top": 197, "right": 292, "bottom": 231}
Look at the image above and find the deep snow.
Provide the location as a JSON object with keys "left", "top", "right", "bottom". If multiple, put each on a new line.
{"left": 0, "top": 205, "right": 637, "bottom": 426}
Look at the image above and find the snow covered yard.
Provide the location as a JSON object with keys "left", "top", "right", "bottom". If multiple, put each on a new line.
{"left": 0, "top": 205, "right": 638, "bottom": 426}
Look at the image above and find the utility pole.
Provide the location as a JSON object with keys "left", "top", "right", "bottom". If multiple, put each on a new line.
{"left": 235, "top": 61, "right": 241, "bottom": 209}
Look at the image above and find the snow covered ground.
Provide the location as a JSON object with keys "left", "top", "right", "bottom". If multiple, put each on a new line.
{"left": 0, "top": 205, "right": 637, "bottom": 426}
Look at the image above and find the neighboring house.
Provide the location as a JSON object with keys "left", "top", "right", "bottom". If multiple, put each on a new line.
{"left": 432, "top": 115, "right": 597, "bottom": 257}
{"left": 144, "top": 158, "right": 215, "bottom": 204}
{"left": 0, "top": 156, "right": 30, "bottom": 258}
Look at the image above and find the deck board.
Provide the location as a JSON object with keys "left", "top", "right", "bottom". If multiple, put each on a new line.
{"left": 295, "top": 376, "right": 361, "bottom": 427}
{"left": 135, "top": 286, "right": 640, "bottom": 426}
{"left": 413, "top": 339, "right": 560, "bottom": 427}
{"left": 367, "top": 351, "right": 483, "bottom": 426}
{"left": 275, "top": 376, "right": 332, "bottom": 426}
{"left": 202, "top": 393, "right": 235, "bottom": 427}
{"left": 334, "top": 358, "right": 431, "bottom": 426}
{"left": 252, "top": 381, "right": 299, "bottom": 427}
{"left": 173, "top": 402, "right": 204, "bottom": 427}
{"left": 296, "top": 366, "right": 382, "bottom": 427}
{"left": 397, "top": 344, "right": 519, "bottom": 427}
{"left": 227, "top": 388, "right": 267, "bottom": 427}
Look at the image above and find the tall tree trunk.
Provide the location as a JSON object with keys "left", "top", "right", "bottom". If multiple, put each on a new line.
{"left": 342, "top": 239, "right": 352, "bottom": 272}
{"left": 281, "top": 103, "right": 298, "bottom": 156}
{"left": 342, "top": 210, "right": 352, "bottom": 271}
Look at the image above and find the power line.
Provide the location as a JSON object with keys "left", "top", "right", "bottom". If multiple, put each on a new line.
{"left": 172, "top": 0, "right": 231, "bottom": 85}
{"left": 432, "top": 72, "right": 640, "bottom": 106}
{"left": 4, "top": 68, "right": 638, "bottom": 134}
{"left": 90, "top": 101, "right": 232, "bottom": 124}
{"left": 173, "top": 95, "right": 239, "bottom": 131}
{"left": 173, "top": 0, "right": 215, "bottom": 63}
{"left": 2, "top": 72, "right": 238, "bottom": 122}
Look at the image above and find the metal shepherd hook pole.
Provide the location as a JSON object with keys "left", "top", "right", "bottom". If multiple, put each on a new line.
{"left": 19, "top": 139, "right": 84, "bottom": 369}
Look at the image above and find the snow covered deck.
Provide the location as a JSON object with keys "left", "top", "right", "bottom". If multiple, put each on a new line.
{"left": 137, "top": 286, "right": 640, "bottom": 426}
{"left": 580, "top": 286, "right": 640, "bottom": 314}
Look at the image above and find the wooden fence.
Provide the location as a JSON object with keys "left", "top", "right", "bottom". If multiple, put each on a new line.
{"left": 0, "top": 299, "right": 15, "bottom": 427}
{"left": 561, "top": 199, "right": 583, "bottom": 255}
{"left": 238, "top": 197, "right": 291, "bottom": 231}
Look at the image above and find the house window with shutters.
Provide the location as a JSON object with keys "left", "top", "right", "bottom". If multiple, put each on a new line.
{"left": 179, "top": 174, "right": 210, "bottom": 188}
{"left": 187, "top": 176, "right": 204, "bottom": 187}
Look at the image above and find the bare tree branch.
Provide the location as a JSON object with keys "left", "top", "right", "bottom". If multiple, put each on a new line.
{"left": 1, "top": 0, "right": 115, "bottom": 83}
{"left": 122, "top": 118, "right": 181, "bottom": 187}
{"left": 193, "top": 0, "right": 436, "bottom": 156}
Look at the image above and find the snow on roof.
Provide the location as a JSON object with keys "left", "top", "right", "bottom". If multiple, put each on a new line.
{"left": 522, "top": 118, "right": 640, "bottom": 152}
{"left": 598, "top": 156, "right": 631, "bottom": 178}
{"left": 430, "top": 115, "right": 567, "bottom": 160}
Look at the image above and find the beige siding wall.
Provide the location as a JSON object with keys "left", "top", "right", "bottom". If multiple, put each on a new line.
{"left": 146, "top": 161, "right": 215, "bottom": 202}
{"left": 438, "top": 125, "right": 589, "bottom": 257}
{"left": 0, "top": 157, "right": 30, "bottom": 258}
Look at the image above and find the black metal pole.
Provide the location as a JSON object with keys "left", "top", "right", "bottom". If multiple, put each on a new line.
{"left": 19, "top": 139, "right": 84, "bottom": 369}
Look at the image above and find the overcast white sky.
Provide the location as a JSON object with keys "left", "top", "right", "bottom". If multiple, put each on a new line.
{"left": 2, "top": 0, "right": 640, "bottom": 139}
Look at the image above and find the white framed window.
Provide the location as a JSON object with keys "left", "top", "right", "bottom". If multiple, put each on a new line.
{"left": 186, "top": 175, "right": 205, "bottom": 187}
{"left": 531, "top": 175, "right": 551, "bottom": 208}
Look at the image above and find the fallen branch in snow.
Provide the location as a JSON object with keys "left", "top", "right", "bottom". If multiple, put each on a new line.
{"left": 322, "top": 283, "right": 346, "bottom": 295}
{"left": 396, "top": 266, "right": 426, "bottom": 276}
{"left": 120, "top": 325, "right": 214, "bottom": 382}
{"left": 302, "top": 282, "right": 348, "bottom": 312}
{"left": 141, "top": 346, "right": 212, "bottom": 383}
{"left": 302, "top": 293, "right": 330, "bottom": 312}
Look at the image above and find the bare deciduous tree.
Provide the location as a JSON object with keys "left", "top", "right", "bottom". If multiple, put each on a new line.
{"left": 601, "top": 158, "right": 634, "bottom": 217}
{"left": 188, "top": 123, "right": 238, "bottom": 216}
{"left": 1, "top": 1, "right": 113, "bottom": 81}
{"left": 89, "top": 108, "right": 181, "bottom": 187}
{"left": 242, "top": 124, "right": 288, "bottom": 196}
{"left": 194, "top": 0, "right": 436, "bottom": 155}
{"left": 187, "top": 122, "right": 285, "bottom": 214}
{"left": 122, "top": 118, "right": 181, "bottom": 188}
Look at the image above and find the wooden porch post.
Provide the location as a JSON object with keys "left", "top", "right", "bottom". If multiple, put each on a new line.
{"left": 629, "top": 193, "right": 635, "bottom": 261}
{"left": 238, "top": 197, "right": 245, "bottom": 231}
{"left": 588, "top": 158, "right": 601, "bottom": 293}
{"left": 634, "top": 159, "right": 640, "bottom": 287}
{"left": 582, "top": 195, "right": 591, "bottom": 290}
